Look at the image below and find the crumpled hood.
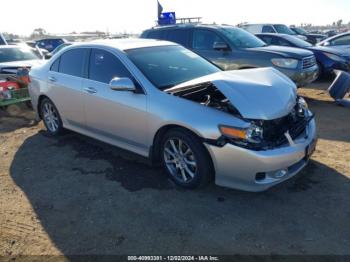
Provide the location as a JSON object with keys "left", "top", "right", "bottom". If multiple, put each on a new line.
{"left": 0, "top": 59, "right": 45, "bottom": 73}
{"left": 169, "top": 67, "right": 297, "bottom": 120}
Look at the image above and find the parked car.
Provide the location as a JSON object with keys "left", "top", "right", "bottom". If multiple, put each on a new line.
{"left": 0, "top": 46, "right": 44, "bottom": 74}
{"left": 256, "top": 33, "right": 350, "bottom": 77}
{"left": 141, "top": 24, "right": 319, "bottom": 87}
{"left": 290, "top": 27, "right": 326, "bottom": 45}
{"left": 0, "top": 33, "right": 7, "bottom": 45}
{"left": 318, "top": 32, "right": 350, "bottom": 52}
{"left": 45, "top": 42, "right": 73, "bottom": 59}
{"left": 241, "top": 24, "right": 308, "bottom": 41}
{"left": 29, "top": 39, "right": 317, "bottom": 192}
{"left": 323, "top": 30, "right": 338, "bottom": 38}
{"left": 35, "top": 38, "right": 67, "bottom": 52}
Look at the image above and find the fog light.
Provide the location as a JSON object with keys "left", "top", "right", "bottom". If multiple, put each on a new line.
{"left": 256, "top": 172, "right": 266, "bottom": 181}
{"left": 274, "top": 169, "right": 288, "bottom": 179}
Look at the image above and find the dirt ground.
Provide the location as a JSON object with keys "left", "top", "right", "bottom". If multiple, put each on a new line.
{"left": 0, "top": 81, "right": 349, "bottom": 256}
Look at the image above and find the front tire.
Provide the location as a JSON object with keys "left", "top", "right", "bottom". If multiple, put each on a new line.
{"left": 161, "top": 128, "right": 213, "bottom": 189}
{"left": 40, "top": 98, "right": 64, "bottom": 136}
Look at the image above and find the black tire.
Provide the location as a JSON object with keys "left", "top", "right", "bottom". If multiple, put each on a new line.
{"left": 316, "top": 62, "right": 323, "bottom": 80}
{"left": 328, "top": 70, "right": 350, "bottom": 100}
{"left": 160, "top": 128, "right": 213, "bottom": 189}
{"left": 40, "top": 98, "right": 64, "bottom": 136}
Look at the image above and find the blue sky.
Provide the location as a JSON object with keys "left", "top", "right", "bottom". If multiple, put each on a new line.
{"left": 2, "top": 0, "right": 349, "bottom": 35}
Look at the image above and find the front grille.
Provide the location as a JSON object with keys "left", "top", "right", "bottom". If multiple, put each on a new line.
{"left": 260, "top": 108, "right": 313, "bottom": 149}
{"left": 302, "top": 56, "right": 316, "bottom": 69}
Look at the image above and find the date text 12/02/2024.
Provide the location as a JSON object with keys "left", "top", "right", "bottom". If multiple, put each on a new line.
{"left": 127, "top": 256, "right": 219, "bottom": 261}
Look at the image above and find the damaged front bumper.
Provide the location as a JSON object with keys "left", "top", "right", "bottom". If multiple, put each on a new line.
{"left": 205, "top": 116, "right": 317, "bottom": 192}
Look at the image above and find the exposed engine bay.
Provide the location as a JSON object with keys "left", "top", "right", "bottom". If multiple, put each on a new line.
{"left": 165, "top": 82, "right": 242, "bottom": 117}
{"left": 166, "top": 81, "right": 313, "bottom": 151}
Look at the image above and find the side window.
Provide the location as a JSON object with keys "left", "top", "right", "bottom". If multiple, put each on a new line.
{"left": 274, "top": 38, "right": 291, "bottom": 46}
{"left": 89, "top": 49, "right": 132, "bottom": 84}
{"left": 50, "top": 58, "right": 60, "bottom": 72}
{"left": 165, "top": 30, "right": 190, "bottom": 47}
{"left": 147, "top": 30, "right": 165, "bottom": 40}
{"left": 260, "top": 36, "right": 273, "bottom": 45}
{"left": 192, "top": 30, "right": 226, "bottom": 50}
{"left": 59, "top": 48, "right": 87, "bottom": 77}
{"left": 262, "top": 26, "right": 275, "bottom": 33}
{"left": 331, "top": 35, "right": 350, "bottom": 46}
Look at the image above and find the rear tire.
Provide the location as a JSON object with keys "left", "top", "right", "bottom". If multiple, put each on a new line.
{"left": 160, "top": 128, "right": 213, "bottom": 189}
{"left": 40, "top": 98, "right": 64, "bottom": 136}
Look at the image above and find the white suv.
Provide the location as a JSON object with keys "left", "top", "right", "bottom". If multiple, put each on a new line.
{"left": 241, "top": 24, "right": 307, "bottom": 41}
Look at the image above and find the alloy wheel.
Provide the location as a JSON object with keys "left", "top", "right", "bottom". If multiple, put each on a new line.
{"left": 163, "top": 138, "right": 198, "bottom": 183}
{"left": 43, "top": 102, "right": 59, "bottom": 133}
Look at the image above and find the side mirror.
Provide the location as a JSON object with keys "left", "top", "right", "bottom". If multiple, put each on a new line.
{"left": 213, "top": 42, "right": 230, "bottom": 51}
{"left": 323, "top": 41, "right": 331, "bottom": 46}
{"left": 109, "top": 77, "right": 136, "bottom": 92}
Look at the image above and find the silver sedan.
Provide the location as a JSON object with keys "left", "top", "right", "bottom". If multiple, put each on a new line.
{"left": 28, "top": 39, "right": 317, "bottom": 192}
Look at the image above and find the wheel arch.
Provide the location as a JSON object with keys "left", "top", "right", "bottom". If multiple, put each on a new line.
{"left": 150, "top": 124, "right": 215, "bottom": 175}
{"left": 37, "top": 94, "right": 51, "bottom": 119}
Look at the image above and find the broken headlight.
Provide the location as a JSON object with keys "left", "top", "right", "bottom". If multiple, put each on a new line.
{"left": 219, "top": 123, "right": 263, "bottom": 144}
{"left": 297, "top": 96, "right": 308, "bottom": 117}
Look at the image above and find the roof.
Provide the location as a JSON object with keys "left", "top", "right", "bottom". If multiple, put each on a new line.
{"left": 75, "top": 38, "right": 177, "bottom": 51}
{"left": 148, "top": 23, "right": 231, "bottom": 31}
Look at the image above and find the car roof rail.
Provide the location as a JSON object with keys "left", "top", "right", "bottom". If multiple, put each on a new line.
{"left": 154, "top": 17, "right": 202, "bottom": 28}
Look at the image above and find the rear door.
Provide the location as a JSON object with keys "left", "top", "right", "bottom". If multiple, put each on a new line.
{"left": 82, "top": 48, "right": 148, "bottom": 155}
{"left": 47, "top": 48, "right": 88, "bottom": 127}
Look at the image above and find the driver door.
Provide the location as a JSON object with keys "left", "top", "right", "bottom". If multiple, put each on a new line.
{"left": 82, "top": 48, "right": 148, "bottom": 156}
{"left": 191, "top": 29, "right": 238, "bottom": 70}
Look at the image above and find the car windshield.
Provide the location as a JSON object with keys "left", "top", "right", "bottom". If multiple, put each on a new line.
{"left": 219, "top": 27, "right": 266, "bottom": 48}
{"left": 126, "top": 45, "right": 221, "bottom": 89}
{"left": 293, "top": 27, "right": 308, "bottom": 35}
{"left": 0, "top": 47, "right": 40, "bottom": 63}
{"left": 284, "top": 35, "right": 312, "bottom": 48}
{"left": 274, "top": 24, "right": 296, "bottom": 35}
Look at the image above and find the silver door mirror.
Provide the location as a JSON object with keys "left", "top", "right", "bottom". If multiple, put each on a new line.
{"left": 109, "top": 77, "right": 136, "bottom": 92}
{"left": 213, "top": 42, "right": 230, "bottom": 51}
{"left": 323, "top": 41, "right": 331, "bottom": 46}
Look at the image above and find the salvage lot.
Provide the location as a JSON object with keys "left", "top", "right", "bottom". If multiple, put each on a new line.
{"left": 0, "top": 81, "right": 349, "bottom": 255}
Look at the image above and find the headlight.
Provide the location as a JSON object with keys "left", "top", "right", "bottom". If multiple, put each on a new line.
{"left": 323, "top": 52, "right": 346, "bottom": 62}
{"left": 219, "top": 124, "right": 263, "bottom": 144}
{"left": 297, "top": 96, "right": 308, "bottom": 117}
{"left": 271, "top": 58, "right": 299, "bottom": 69}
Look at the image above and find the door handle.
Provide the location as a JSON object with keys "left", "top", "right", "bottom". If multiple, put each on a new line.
{"left": 48, "top": 76, "right": 57, "bottom": 82}
{"left": 84, "top": 87, "right": 97, "bottom": 94}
